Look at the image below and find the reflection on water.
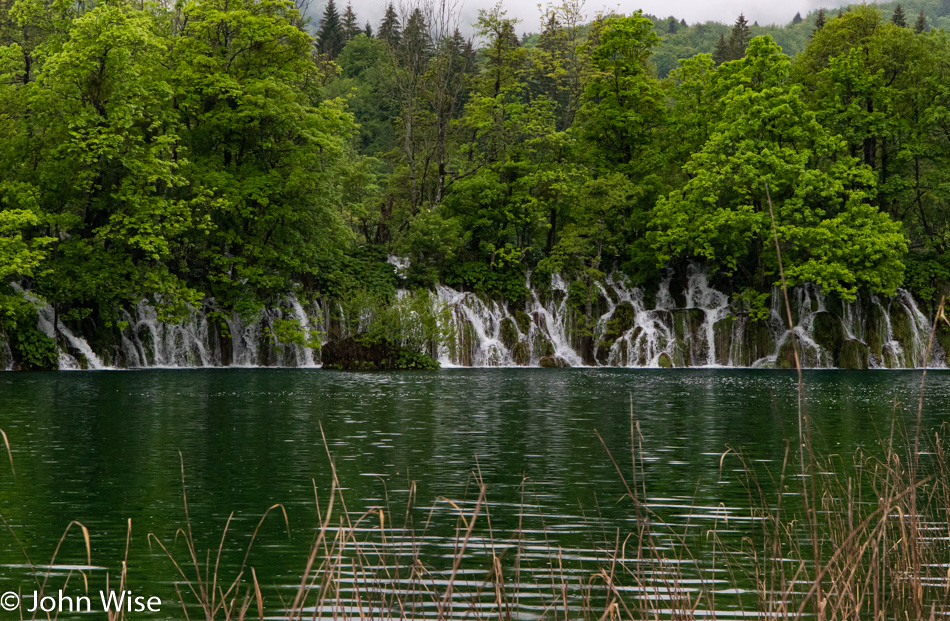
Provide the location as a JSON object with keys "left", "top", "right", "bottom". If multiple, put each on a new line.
{"left": 0, "top": 369, "right": 948, "bottom": 618}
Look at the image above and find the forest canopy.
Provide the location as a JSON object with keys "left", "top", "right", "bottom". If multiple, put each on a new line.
{"left": 1, "top": 0, "right": 949, "bottom": 337}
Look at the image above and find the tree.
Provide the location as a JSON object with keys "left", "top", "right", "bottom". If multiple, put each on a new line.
{"left": 727, "top": 13, "right": 751, "bottom": 59}
{"left": 713, "top": 14, "right": 752, "bottom": 64}
{"left": 317, "top": 0, "right": 345, "bottom": 58}
{"left": 378, "top": 3, "right": 401, "bottom": 46}
{"left": 815, "top": 9, "right": 826, "bottom": 33}
{"left": 792, "top": 12, "right": 803, "bottom": 25}
{"left": 342, "top": 3, "right": 361, "bottom": 40}
{"left": 652, "top": 37, "right": 907, "bottom": 300}
{"left": 892, "top": 4, "right": 906, "bottom": 27}
{"left": 579, "top": 12, "right": 664, "bottom": 172}
{"left": 364, "top": 22, "right": 374, "bottom": 37}
{"left": 914, "top": 11, "right": 927, "bottom": 33}
{"left": 712, "top": 33, "right": 729, "bottom": 64}
{"left": 667, "top": 16, "right": 678, "bottom": 34}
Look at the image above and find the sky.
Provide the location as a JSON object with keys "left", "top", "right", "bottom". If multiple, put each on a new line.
{"left": 338, "top": 0, "right": 857, "bottom": 33}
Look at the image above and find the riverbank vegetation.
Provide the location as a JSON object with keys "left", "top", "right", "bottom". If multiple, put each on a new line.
{"left": 2, "top": 0, "right": 950, "bottom": 366}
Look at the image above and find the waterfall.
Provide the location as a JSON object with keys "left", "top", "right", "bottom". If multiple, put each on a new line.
{"left": 121, "top": 303, "right": 215, "bottom": 367}
{"left": 6, "top": 268, "right": 946, "bottom": 370}
{"left": 13, "top": 285, "right": 105, "bottom": 370}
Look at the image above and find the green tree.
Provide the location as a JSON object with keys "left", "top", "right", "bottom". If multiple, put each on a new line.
{"left": 892, "top": 4, "right": 907, "bottom": 27}
{"left": 378, "top": 3, "right": 400, "bottom": 46}
{"left": 914, "top": 11, "right": 927, "bottom": 33}
{"left": 578, "top": 12, "right": 663, "bottom": 172}
{"left": 342, "top": 3, "right": 361, "bottom": 40}
{"left": 652, "top": 36, "right": 907, "bottom": 300}
{"left": 317, "top": 0, "right": 345, "bottom": 58}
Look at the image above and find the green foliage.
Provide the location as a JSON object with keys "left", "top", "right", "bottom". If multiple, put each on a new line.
{"left": 652, "top": 37, "right": 907, "bottom": 301}
{"left": 9, "top": 323, "right": 58, "bottom": 370}
{"left": 1, "top": 0, "right": 949, "bottom": 350}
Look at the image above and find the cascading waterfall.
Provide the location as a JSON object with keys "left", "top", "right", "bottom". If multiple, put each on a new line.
{"left": 6, "top": 267, "right": 947, "bottom": 369}
{"left": 12, "top": 285, "right": 105, "bottom": 370}
{"left": 430, "top": 268, "right": 947, "bottom": 369}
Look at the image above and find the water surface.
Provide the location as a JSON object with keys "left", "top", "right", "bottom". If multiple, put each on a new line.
{"left": 0, "top": 369, "right": 947, "bottom": 618}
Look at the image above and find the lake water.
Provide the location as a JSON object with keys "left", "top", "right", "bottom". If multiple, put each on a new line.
{"left": 0, "top": 369, "right": 948, "bottom": 619}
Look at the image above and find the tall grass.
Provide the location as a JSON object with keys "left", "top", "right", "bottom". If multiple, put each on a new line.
{"left": 7, "top": 385, "right": 950, "bottom": 620}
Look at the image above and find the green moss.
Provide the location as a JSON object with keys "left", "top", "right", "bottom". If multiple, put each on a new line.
{"left": 512, "top": 310, "right": 531, "bottom": 334}
{"left": 658, "top": 352, "right": 673, "bottom": 368}
{"left": 533, "top": 335, "right": 555, "bottom": 358}
{"left": 936, "top": 322, "right": 950, "bottom": 366}
{"left": 839, "top": 339, "right": 870, "bottom": 370}
{"left": 606, "top": 302, "right": 636, "bottom": 339}
{"left": 811, "top": 312, "right": 844, "bottom": 363}
{"left": 500, "top": 317, "right": 519, "bottom": 350}
{"left": 512, "top": 341, "right": 531, "bottom": 366}
{"left": 713, "top": 317, "right": 733, "bottom": 366}
{"left": 890, "top": 308, "right": 914, "bottom": 347}
{"left": 539, "top": 355, "right": 569, "bottom": 368}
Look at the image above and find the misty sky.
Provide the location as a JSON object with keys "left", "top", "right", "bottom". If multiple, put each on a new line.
{"left": 339, "top": 0, "right": 857, "bottom": 33}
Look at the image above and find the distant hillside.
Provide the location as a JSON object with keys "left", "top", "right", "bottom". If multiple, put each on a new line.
{"left": 533, "top": 0, "right": 950, "bottom": 76}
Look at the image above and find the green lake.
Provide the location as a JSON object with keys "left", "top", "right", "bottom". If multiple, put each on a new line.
{"left": 0, "top": 369, "right": 948, "bottom": 619}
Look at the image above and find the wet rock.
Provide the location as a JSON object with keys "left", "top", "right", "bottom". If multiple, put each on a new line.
{"left": 658, "top": 352, "right": 673, "bottom": 368}
{"left": 839, "top": 339, "right": 869, "bottom": 370}
{"left": 777, "top": 337, "right": 820, "bottom": 369}
{"left": 713, "top": 317, "right": 733, "bottom": 366}
{"left": 732, "top": 318, "right": 776, "bottom": 366}
{"left": 812, "top": 311, "right": 844, "bottom": 364}
{"left": 890, "top": 307, "right": 914, "bottom": 350}
{"left": 539, "top": 355, "right": 570, "bottom": 368}
{"left": 512, "top": 341, "right": 531, "bottom": 366}
{"left": 533, "top": 334, "right": 555, "bottom": 358}
{"left": 512, "top": 310, "right": 531, "bottom": 334}
{"left": 936, "top": 322, "right": 950, "bottom": 366}
{"left": 579, "top": 335, "right": 596, "bottom": 366}
{"left": 867, "top": 301, "right": 887, "bottom": 359}
{"left": 500, "top": 317, "right": 519, "bottom": 350}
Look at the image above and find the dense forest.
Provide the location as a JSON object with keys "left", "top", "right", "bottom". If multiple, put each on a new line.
{"left": 2, "top": 0, "right": 950, "bottom": 368}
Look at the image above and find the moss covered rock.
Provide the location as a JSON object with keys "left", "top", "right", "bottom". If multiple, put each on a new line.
{"left": 512, "top": 341, "right": 531, "bottom": 366}
{"left": 539, "top": 355, "right": 570, "bottom": 368}
{"left": 936, "top": 321, "right": 950, "bottom": 366}
{"left": 512, "top": 310, "right": 531, "bottom": 334}
{"left": 839, "top": 339, "right": 870, "bottom": 370}
{"left": 713, "top": 317, "right": 733, "bottom": 366}
{"left": 811, "top": 312, "right": 845, "bottom": 364}
{"left": 500, "top": 317, "right": 519, "bottom": 350}
{"left": 657, "top": 352, "right": 673, "bottom": 368}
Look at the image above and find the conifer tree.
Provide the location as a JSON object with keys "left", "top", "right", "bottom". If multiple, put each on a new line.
{"left": 814, "top": 9, "right": 826, "bottom": 33}
{"left": 792, "top": 12, "right": 803, "bottom": 24}
{"left": 668, "top": 16, "right": 678, "bottom": 34}
{"left": 378, "top": 2, "right": 401, "bottom": 46}
{"left": 712, "top": 32, "right": 728, "bottom": 64}
{"left": 680, "top": 18, "right": 687, "bottom": 28}
{"left": 317, "top": 0, "right": 345, "bottom": 58}
{"left": 364, "top": 22, "right": 373, "bottom": 37}
{"left": 892, "top": 4, "right": 907, "bottom": 27}
{"left": 342, "top": 2, "right": 360, "bottom": 40}
{"left": 728, "top": 13, "right": 751, "bottom": 59}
